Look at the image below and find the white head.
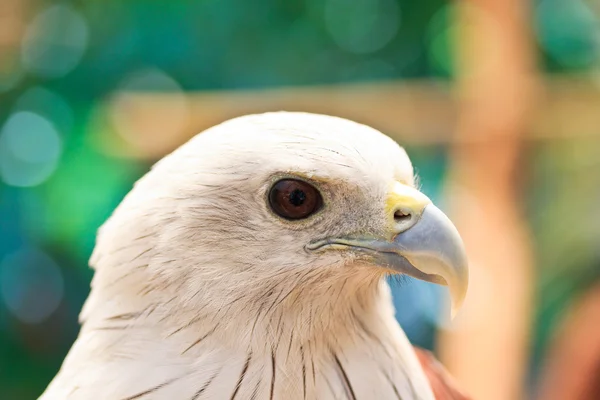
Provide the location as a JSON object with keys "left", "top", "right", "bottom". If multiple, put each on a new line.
{"left": 84, "top": 112, "right": 467, "bottom": 340}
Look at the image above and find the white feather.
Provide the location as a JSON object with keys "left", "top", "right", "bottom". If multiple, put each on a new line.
{"left": 41, "top": 112, "right": 434, "bottom": 399}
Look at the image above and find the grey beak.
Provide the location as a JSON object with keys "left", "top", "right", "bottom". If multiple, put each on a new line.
{"left": 307, "top": 204, "right": 469, "bottom": 316}
{"left": 390, "top": 205, "right": 469, "bottom": 316}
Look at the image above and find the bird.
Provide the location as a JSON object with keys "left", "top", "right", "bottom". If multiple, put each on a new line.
{"left": 40, "top": 112, "right": 469, "bottom": 400}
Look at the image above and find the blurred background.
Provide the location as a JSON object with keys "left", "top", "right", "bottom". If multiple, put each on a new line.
{"left": 1, "top": 0, "right": 600, "bottom": 399}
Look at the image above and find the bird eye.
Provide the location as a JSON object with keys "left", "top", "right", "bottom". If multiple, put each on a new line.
{"left": 269, "top": 179, "right": 323, "bottom": 220}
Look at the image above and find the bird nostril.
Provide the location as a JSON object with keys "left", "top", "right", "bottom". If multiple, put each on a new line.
{"left": 394, "top": 210, "right": 412, "bottom": 224}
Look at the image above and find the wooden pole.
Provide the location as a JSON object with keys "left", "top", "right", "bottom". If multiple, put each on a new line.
{"left": 438, "top": 1, "right": 538, "bottom": 399}
{"left": 104, "top": 76, "right": 600, "bottom": 159}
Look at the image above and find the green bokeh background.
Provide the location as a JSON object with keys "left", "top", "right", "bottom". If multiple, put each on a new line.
{"left": 1, "top": 0, "right": 600, "bottom": 398}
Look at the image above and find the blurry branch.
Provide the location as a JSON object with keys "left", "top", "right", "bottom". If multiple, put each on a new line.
{"left": 107, "top": 75, "right": 600, "bottom": 158}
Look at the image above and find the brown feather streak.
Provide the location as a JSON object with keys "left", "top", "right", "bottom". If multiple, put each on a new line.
{"left": 191, "top": 367, "right": 221, "bottom": 400}
{"left": 230, "top": 352, "right": 252, "bottom": 400}
{"left": 269, "top": 349, "right": 276, "bottom": 400}
{"left": 121, "top": 376, "right": 181, "bottom": 400}
{"left": 333, "top": 353, "right": 357, "bottom": 400}
{"left": 381, "top": 366, "right": 403, "bottom": 400}
{"left": 301, "top": 345, "right": 307, "bottom": 400}
{"left": 181, "top": 325, "right": 218, "bottom": 355}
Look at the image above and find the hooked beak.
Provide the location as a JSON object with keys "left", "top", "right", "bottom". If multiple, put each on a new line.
{"left": 307, "top": 182, "right": 469, "bottom": 317}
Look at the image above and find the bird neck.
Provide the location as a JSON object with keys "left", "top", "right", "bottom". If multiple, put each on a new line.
{"left": 74, "top": 276, "right": 434, "bottom": 399}
{"left": 85, "top": 269, "right": 398, "bottom": 348}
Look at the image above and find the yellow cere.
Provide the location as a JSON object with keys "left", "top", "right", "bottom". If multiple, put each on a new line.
{"left": 385, "top": 181, "right": 432, "bottom": 222}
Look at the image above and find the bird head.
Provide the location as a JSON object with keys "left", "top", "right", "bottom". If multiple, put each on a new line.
{"left": 88, "top": 112, "right": 468, "bottom": 328}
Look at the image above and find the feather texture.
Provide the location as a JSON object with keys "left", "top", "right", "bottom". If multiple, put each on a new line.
{"left": 41, "top": 112, "right": 435, "bottom": 399}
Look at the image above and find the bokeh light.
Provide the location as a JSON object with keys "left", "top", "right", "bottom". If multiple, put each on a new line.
{"left": 13, "top": 87, "right": 75, "bottom": 136}
{"left": 535, "top": 0, "right": 600, "bottom": 69}
{"left": 325, "top": 0, "right": 400, "bottom": 54}
{"left": 426, "top": 4, "right": 457, "bottom": 77}
{"left": 0, "top": 112, "right": 62, "bottom": 187}
{"left": 108, "top": 68, "right": 190, "bottom": 158}
{"left": 0, "top": 248, "right": 64, "bottom": 325}
{"left": 21, "top": 4, "right": 88, "bottom": 79}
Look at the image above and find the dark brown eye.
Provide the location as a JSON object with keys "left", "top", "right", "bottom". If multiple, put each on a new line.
{"left": 269, "top": 179, "right": 323, "bottom": 220}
